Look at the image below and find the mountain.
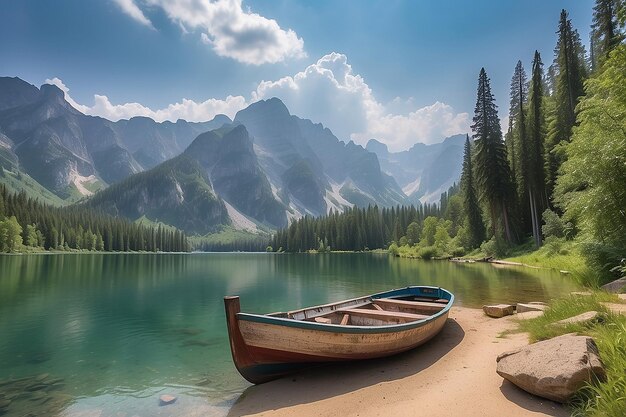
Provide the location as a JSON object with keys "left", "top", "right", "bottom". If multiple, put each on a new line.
{"left": 366, "top": 134, "right": 466, "bottom": 204}
{"left": 85, "top": 125, "right": 286, "bottom": 233}
{"left": 234, "top": 98, "right": 408, "bottom": 217}
{"left": 0, "top": 77, "right": 231, "bottom": 199}
{"left": 0, "top": 76, "right": 464, "bottom": 236}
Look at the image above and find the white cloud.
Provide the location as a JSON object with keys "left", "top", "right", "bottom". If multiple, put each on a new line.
{"left": 115, "top": 0, "right": 305, "bottom": 65}
{"left": 45, "top": 52, "right": 470, "bottom": 151}
{"left": 253, "top": 52, "right": 470, "bottom": 150}
{"left": 45, "top": 78, "right": 246, "bottom": 122}
{"left": 112, "top": 0, "right": 154, "bottom": 29}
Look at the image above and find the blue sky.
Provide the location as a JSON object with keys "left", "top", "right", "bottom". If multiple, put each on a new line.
{"left": 0, "top": 0, "right": 593, "bottom": 151}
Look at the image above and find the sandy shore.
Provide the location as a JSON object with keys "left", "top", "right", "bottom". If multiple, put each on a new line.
{"left": 227, "top": 307, "right": 569, "bottom": 417}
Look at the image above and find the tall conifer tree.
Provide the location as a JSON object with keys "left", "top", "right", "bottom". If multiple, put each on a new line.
{"left": 545, "top": 9, "right": 587, "bottom": 203}
{"left": 472, "top": 68, "right": 514, "bottom": 243}
{"left": 591, "top": 0, "right": 624, "bottom": 69}
{"left": 526, "top": 51, "right": 547, "bottom": 247}
{"left": 460, "top": 135, "right": 485, "bottom": 248}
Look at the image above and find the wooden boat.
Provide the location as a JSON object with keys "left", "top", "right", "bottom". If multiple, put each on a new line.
{"left": 224, "top": 285, "right": 454, "bottom": 384}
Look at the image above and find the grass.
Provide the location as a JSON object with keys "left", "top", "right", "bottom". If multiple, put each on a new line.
{"left": 516, "top": 292, "right": 626, "bottom": 416}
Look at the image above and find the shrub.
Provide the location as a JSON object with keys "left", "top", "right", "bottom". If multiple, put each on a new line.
{"left": 480, "top": 235, "right": 509, "bottom": 258}
{"left": 450, "top": 247, "right": 465, "bottom": 257}
{"left": 388, "top": 243, "right": 399, "bottom": 257}
{"left": 543, "top": 236, "right": 566, "bottom": 256}
{"left": 418, "top": 245, "right": 437, "bottom": 260}
{"left": 542, "top": 209, "right": 565, "bottom": 239}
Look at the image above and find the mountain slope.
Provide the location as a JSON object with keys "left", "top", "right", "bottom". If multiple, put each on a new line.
{"left": 235, "top": 98, "right": 408, "bottom": 216}
{"left": 86, "top": 125, "right": 286, "bottom": 233}
{"left": 0, "top": 77, "right": 231, "bottom": 199}
{"left": 366, "top": 134, "right": 466, "bottom": 204}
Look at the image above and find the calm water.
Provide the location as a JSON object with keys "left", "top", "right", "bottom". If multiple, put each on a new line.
{"left": 0, "top": 253, "right": 579, "bottom": 416}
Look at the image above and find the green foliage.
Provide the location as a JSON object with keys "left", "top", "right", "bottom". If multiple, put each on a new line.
{"left": 406, "top": 221, "right": 420, "bottom": 246}
{"left": 0, "top": 215, "right": 22, "bottom": 252}
{"left": 517, "top": 293, "right": 614, "bottom": 342}
{"left": 542, "top": 208, "right": 567, "bottom": 238}
{"left": 573, "top": 317, "right": 626, "bottom": 417}
{"left": 434, "top": 222, "right": 451, "bottom": 253}
{"left": 420, "top": 216, "right": 438, "bottom": 247}
{"left": 556, "top": 44, "right": 626, "bottom": 278}
{"left": 417, "top": 245, "right": 437, "bottom": 260}
{"left": 388, "top": 242, "right": 399, "bottom": 257}
{"left": 480, "top": 234, "right": 510, "bottom": 258}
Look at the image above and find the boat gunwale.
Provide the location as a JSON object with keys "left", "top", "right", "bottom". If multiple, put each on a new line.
{"left": 236, "top": 286, "right": 454, "bottom": 334}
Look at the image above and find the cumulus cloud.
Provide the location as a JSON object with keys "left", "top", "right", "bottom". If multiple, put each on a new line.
{"left": 253, "top": 53, "right": 470, "bottom": 150}
{"left": 112, "top": 0, "right": 154, "bottom": 29}
{"left": 115, "top": 0, "right": 305, "bottom": 65}
{"left": 45, "top": 78, "right": 246, "bottom": 122}
{"left": 45, "top": 52, "right": 469, "bottom": 150}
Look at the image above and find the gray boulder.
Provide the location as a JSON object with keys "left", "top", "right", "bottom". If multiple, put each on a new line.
{"left": 496, "top": 334, "right": 606, "bottom": 402}
{"left": 601, "top": 277, "right": 626, "bottom": 293}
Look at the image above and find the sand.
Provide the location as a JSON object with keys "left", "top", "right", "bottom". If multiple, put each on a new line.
{"left": 227, "top": 307, "right": 569, "bottom": 417}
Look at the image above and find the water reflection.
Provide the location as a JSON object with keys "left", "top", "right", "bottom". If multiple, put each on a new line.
{"left": 0, "top": 253, "right": 579, "bottom": 416}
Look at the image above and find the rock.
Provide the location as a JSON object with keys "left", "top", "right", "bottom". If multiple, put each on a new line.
{"left": 618, "top": 294, "right": 626, "bottom": 301}
{"left": 552, "top": 311, "right": 601, "bottom": 326}
{"left": 527, "top": 301, "right": 548, "bottom": 306}
{"left": 496, "top": 334, "right": 606, "bottom": 402}
{"left": 159, "top": 394, "right": 177, "bottom": 406}
{"left": 602, "top": 302, "right": 626, "bottom": 315}
{"left": 516, "top": 303, "right": 548, "bottom": 313}
{"left": 483, "top": 304, "right": 515, "bottom": 318}
{"left": 601, "top": 277, "right": 626, "bottom": 293}
{"left": 515, "top": 311, "right": 545, "bottom": 320}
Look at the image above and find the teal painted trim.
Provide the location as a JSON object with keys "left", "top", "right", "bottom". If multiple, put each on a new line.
{"left": 237, "top": 286, "right": 454, "bottom": 335}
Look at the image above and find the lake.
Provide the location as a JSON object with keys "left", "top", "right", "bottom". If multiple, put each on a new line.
{"left": 0, "top": 253, "right": 579, "bottom": 416}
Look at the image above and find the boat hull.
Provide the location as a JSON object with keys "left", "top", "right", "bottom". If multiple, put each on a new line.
{"left": 224, "top": 286, "right": 453, "bottom": 384}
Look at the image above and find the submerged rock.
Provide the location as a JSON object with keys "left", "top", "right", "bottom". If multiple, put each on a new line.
{"left": 496, "top": 334, "right": 606, "bottom": 402}
{"left": 159, "top": 394, "right": 177, "bottom": 406}
{"left": 483, "top": 304, "right": 515, "bottom": 318}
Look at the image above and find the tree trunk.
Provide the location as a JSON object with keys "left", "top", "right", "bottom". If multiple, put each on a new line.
{"left": 501, "top": 201, "right": 513, "bottom": 243}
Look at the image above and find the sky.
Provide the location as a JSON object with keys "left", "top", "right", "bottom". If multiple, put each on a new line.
{"left": 0, "top": 0, "right": 594, "bottom": 151}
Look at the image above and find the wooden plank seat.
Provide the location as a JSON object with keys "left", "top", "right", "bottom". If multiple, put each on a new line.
{"left": 412, "top": 297, "right": 450, "bottom": 304}
{"left": 374, "top": 298, "right": 446, "bottom": 313}
{"left": 338, "top": 307, "right": 429, "bottom": 322}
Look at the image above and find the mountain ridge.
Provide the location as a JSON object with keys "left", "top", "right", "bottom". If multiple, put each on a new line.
{"left": 0, "top": 76, "right": 466, "bottom": 235}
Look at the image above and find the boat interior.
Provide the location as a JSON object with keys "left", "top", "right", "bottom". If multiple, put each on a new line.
{"left": 268, "top": 295, "right": 449, "bottom": 327}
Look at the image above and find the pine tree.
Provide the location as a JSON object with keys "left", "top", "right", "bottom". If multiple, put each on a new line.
{"left": 545, "top": 10, "right": 588, "bottom": 202}
{"left": 509, "top": 61, "right": 529, "bottom": 203}
{"left": 460, "top": 135, "right": 485, "bottom": 248}
{"left": 591, "top": 0, "right": 625, "bottom": 69}
{"left": 472, "top": 68, "right": 514, "bottom": 242}
{"left": 526, "top": 51, "right": 547, "bottom": 247}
